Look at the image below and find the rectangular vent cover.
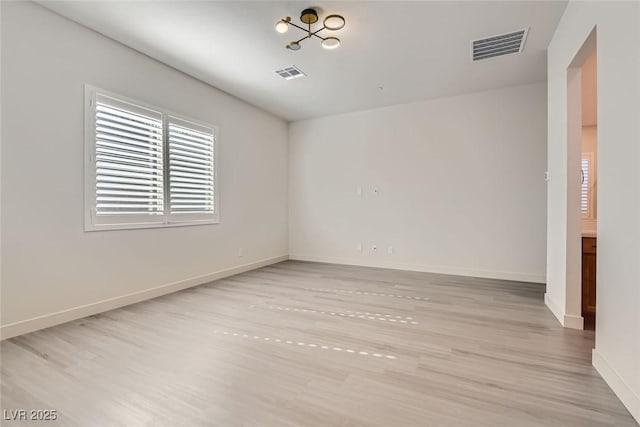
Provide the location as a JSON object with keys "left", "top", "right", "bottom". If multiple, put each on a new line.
{"left": 472, "top": 28, "right": 528, "bottom": 61}
{"left": 275, "top": 66, "right": 306, "bottom": 80}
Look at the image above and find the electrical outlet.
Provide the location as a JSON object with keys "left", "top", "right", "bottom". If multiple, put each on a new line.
{"left": 387, "top": 246, "right": 394, "bottom": 254}
{"left": 372, "top": 245, "right": 377, "bottom": 251}
{"left": 238, "top": 248, "right": 244, "bottom": 257}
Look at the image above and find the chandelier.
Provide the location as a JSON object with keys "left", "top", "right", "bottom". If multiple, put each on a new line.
{"left": 275, "top": 8, "right": 346, "bottom": 51}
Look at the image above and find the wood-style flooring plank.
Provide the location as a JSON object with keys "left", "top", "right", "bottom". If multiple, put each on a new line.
{"left": 1, "top": 261, "right": 637, "bottom": 426}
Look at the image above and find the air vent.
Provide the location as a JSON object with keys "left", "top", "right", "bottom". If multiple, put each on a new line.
{"left": 275, "top": 66, "right": 306, "bottom": 80}
{"left": 472, "top": 28, "right": 528, "bottom": 61}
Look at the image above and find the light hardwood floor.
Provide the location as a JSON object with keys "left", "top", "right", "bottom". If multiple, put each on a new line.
{"left": 1, "top": 261, "right": 637, "bottom": 426}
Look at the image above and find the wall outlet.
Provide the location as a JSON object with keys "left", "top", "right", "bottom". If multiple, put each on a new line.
{"left": 544, "top": 171, "right": 551, "bottom": 182}
{"left": 238, "top": 248, "right": 244, "bottom": 257}
{"left": 372, "top": 245, "right": 377, "bottom": 251}
{"left": 387, "top": 246, "right": 394, "bottom": 254}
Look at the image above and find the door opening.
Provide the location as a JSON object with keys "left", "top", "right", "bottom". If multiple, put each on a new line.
{"left": 565, "top": 28, "right": 597, "bottom": 335}
{"left": 580, "top": 51, "right": 597, "bottom": 330}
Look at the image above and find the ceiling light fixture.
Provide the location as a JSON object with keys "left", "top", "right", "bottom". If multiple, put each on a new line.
{"left": 275, "top": 8, "right": 345, "bottom": 51}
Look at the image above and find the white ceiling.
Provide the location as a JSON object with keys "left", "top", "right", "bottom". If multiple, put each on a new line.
{"left": 38, "top": 1, "right": 568, "bottom": 121}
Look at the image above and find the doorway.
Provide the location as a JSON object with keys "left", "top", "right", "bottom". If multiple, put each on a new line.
{"left": 566, "top": 28, "right": 597, "bottom": 332}
{"left": 580, "top": 50, "right": 597, "bottom": 330}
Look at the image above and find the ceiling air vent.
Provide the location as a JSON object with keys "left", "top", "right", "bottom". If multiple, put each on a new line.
{"left": 275, "top": 66, "right": 306, "bottom": 80}
{"left": 472, "top": 28, "right": 528, "bottom": 61}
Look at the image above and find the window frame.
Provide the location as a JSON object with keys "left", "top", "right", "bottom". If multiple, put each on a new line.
{"left": 84, "top": 85, "right": 220, "bottom": 232}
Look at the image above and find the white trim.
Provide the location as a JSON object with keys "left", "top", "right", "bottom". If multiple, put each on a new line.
{"left": 593, "top": 349, "right": 640, "bottom": 424}
{"left": 0, "top": 255, "right": 288, "bottom": 340}
{"left": 544, "top": 292, "right": 584, "bottom": 330}
{"left": 86, "top": 217, "right": 218, "bottom": 232}
{"left": 289, "top": 254, "right": 545, "bottom": 283}
{"left": 544, "top": 292, "right": 565, "bottom": 325}
{"left": 563, "top": 313, "right": 584, "bottom": 330}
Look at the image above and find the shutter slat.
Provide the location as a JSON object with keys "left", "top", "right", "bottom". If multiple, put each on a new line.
{"left": 96, "top": 146, "right": 162, "bottom": 161}
{"left": 169, "top": 153, "right": 212, "bottom": 167}
{"left": 170, "top": 189, "right": 214, "bottom": 195}
{"left": 97, "top": 175, "right": 163, "bottom": 187}
{"left": 170, "top": 182, "right": 212, "bottom": 190}
{"left": 169, "top": 159, "right": 213, "bottom": 172}
{"left": 96, "top": 154, "right": 161, "bottom": 169}
{"left": 96, "top": 161, "right": 162, "bottom": 176}
{"left": 171, "top": 173, "right": 213, "bottom": 182}
{"left": 168, "top": 130, "right": 213, "bottom": 145}
{"left": 97, "top": 196, "right": 163, "bottom": 203}
{"left": 169, "top": 141, "right": 212, "bottom": 156}
{"left": 97, "top": 189, "right": 161, "bottom": 197}
{"left": 97, "top": 132, "right": 162, "bottom": 151}
{"left": 97, "top": 126, "right": 160, "bottom": 146}
{"left": 168, "top": 138, "right": 213, "bottom": 153}
{"left": 98, "top": 182, "right": 162, "bottom": 191}
{"left": 169, "top": 147, "right": 212, "bottom": 162}
{"left": 98, "top": 139, "right": 163, "bottom": 158}
{"left": 97, "top": 168, "right": 162, "bottom": 181}
{"left": 96, "top": 114, "right": 161, "bottom": 136}
{"left": 168, "top": 130, "right": 213, "bottom": 143}
{"left": 97, "top": 203, "right": 163, "bottom": 210}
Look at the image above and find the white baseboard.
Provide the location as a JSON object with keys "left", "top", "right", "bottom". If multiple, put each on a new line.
{"left": 593, "top": 349, "right": 640, "bottom": 424}
{"left": 289, "top": 254, "right": 545, "bottom": 283}
{"left": 544, "top": 293, "right": 584, "bottom": 330}
{"left": 544, "top": 293, "right": 564, "bottom": 325}
{"left": 0, "top": 255, "right": 289, "bottom": 340}
{"left": 563, "top": 314, "right": 584, "bottom": 330}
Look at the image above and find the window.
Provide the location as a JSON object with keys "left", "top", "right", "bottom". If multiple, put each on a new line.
{"left": 85, "top": 86, "right": 218, "bottom": 231}
{"left": 581, "top": 153, "right": 594, "bottom": 219}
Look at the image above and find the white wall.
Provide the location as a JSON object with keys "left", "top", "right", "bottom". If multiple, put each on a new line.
{"left": 0, "top": 2, "right": 288, "bottom": 337}
{"left": 289, "top": 83, "right": 547, "bottom": 283}
{"left": 581, "top": 51, "right": 598, "bottom": 126}
{"left": 546, "top": 1, "right": 640, "bottom": 422}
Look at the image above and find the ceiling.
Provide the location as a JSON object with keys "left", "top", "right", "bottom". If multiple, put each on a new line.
{"left": 38, "top": 1, "right": 568, "bottom": 121}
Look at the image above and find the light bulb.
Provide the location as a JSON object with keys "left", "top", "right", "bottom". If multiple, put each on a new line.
{"left": 321, "top": 37, "right": 340, "bottom": 50}
{"left": 275, "top": 20, "right": 289, "bottom": 33}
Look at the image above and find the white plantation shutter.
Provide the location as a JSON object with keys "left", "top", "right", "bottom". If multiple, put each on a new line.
{"left": 167, "top": 118, "right": 216, "bottom": 219}
{"left": 93, "top": 95, "right": 164, "bottom": 219}
{"left": 85, "top": 86, "right": 219, "bottom": 230}
{"left": 581, "top": 158, "right": 590, "bottom": 214}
